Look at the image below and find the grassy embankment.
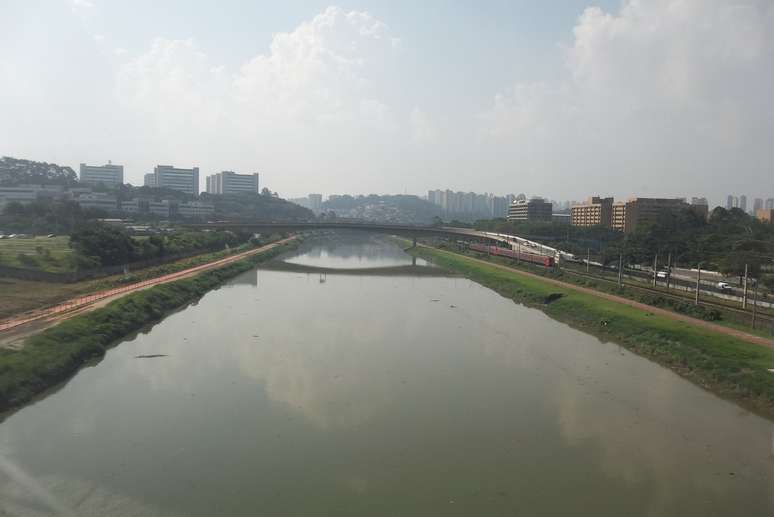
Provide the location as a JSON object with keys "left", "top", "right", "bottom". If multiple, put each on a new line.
{"left": 0, "top": 236, "right": 73, "bottom": 272}
{"left": 450, "top": 246, "right": 774, "bottom": 338}
{"left": 409, "top": 244, "right": 774, "bottom": 420}
{"left": 0, "top": 239, "right": 273, "bottom": 320}
{"left": 0, "top": 239, "right": 297, "bottom": 413}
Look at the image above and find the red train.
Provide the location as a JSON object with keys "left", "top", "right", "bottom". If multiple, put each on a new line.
{"left": 468, "top": 243, "right": 555, "bottom": 267}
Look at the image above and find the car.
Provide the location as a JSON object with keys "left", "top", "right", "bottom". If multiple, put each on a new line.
{"left": 656, "top": 270, "right": 668, "bottom": 279}
{"left": 717, "top": 282, "right": 733, "bottom": 291}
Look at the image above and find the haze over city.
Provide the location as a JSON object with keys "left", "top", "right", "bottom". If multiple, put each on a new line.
{"left": 3, "top": 0, "right": 773, "bottom": 203}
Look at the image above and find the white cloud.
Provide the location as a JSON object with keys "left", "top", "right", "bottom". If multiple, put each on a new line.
{"left": 111, "top": 6, "right": 402, "bottom": 178}
{"left": 481, "top": 0, "right": 774, "bottom": 199}
{"left": 232, "top": 6, "right": 398, "bottom": 131}
{"left": 69, "top": 0, "right": 94, "bottom": 13}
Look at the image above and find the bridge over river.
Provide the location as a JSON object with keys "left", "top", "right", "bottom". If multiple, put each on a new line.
{"left": 259, "top": 259, "right": 452, "bottom": 277}
{"left": 183, "top": 221, "right": 567, "bottom": 258}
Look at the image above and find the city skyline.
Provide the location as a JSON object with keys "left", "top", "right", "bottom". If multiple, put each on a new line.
{"left": 3, "top": 1, "right": 773, "bottom": 200}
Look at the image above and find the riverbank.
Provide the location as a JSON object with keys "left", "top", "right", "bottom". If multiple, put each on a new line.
{"left": 408, "top": 244, "right": 774, "bottom": 420}
{"left": 0, "top": 240, "right": 278, "bottom": 321}
{"left": 0, "top": 238, "right": 298, "bottom": 413}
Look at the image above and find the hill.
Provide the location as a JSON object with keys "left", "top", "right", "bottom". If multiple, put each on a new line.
{"left": 0, "top": 157, "right": 77, "bottom": 186}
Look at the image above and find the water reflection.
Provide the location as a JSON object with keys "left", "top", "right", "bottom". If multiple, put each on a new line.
{"left": 0, "top": 234, "right": 773, "bottom": 516}
{"left": 285, "top": 232, "right": 429, "bottom": 268}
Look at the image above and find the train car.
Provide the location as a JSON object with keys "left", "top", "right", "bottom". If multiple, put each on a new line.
{"left": 468, "top": 243, "right": 555, "bottom": 267}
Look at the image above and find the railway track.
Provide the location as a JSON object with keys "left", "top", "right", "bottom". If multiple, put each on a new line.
{"left": 460, "top": 245, "right": 774, "bottom": 328}
{"left": 556, "top": 266, "right": 774, "bottom": 327}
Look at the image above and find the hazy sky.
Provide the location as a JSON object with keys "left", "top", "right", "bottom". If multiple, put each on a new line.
{"left": 2, "top": 0, "right": 773, "bottom": 204}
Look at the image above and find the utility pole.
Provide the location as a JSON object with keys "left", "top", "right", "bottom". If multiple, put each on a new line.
{"left": 618, "top": 253, "right": 623, "bottom": 288}
{"left": 752, "top": 281, "right": 758, "bottom": 329}
{"left": 742, "top": 263, "right": 748, "bottom": 309}
{"left": 666, "top": 252, "right": 672, "bottom": 289}
{"left": 586, "top": 248, "right": 590, "bottom": 273}
{"left": 652, "top": 254, "right": 658, "bottom": 287}
{"left": 695, "top": 263, "right": 701, "bottom": 305}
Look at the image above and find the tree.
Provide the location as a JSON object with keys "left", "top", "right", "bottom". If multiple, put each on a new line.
{"left": 69, "top": 223, "right": 139, "bottom": 267}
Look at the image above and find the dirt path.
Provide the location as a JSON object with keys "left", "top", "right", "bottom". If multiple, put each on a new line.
{"left": 0, "top": 237, "right": 295, "bottom": 349}
{"left": 428, "top": 246, "right": 774, "bottom": 350}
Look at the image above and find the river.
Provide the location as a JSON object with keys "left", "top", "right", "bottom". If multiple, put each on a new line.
{"left": 1, "top": 233, "right": 772, "bottom": 516}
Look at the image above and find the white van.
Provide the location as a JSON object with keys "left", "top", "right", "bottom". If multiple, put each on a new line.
{"left": 717, "top": 282, "right": 733, "bottom": 291}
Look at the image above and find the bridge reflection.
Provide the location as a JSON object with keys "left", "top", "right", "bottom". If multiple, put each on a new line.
{"left": 259, "top": 260, "right": 452, "bottom": 277}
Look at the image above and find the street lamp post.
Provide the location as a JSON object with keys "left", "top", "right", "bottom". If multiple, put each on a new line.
{"left": 695, "top": 262, "right": 702, "bottom": 305}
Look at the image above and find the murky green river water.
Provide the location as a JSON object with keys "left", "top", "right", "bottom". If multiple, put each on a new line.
{"left": 1, "top": 234, "right": 773, "bottom": 516}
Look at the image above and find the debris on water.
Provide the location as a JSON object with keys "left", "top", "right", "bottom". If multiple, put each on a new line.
{"left": 135, "top": 354, "right": 167, "bottom": 359}
{"left": 431, "top": 299, "right": 440, "bottom": 302}
{"left": 449, "top": 304, "right": 457, "bottom": 308}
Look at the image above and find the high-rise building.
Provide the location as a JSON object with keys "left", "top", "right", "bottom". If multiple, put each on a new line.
{"left": 427, "top": 188, "right": 513, "bottom": 218}
{"left": 612, "top": 202, "right": 626, "bottom": 231}
{"left": 739, "top": 195, "right": 747, "bottom": 212}
{"left": 766, "top": 198, "right": 774, "bottom": 210}
{"left": 621, "top": 197, "right": 688, "bottom": 233}
{"left": 79, "top": 162, "right": 124, "bottom": 186}
{"left": 151, "top": 165, "right": 199, "bottom": 195}
{"left": 753, "top": 198, "right": 763, "bottom": 213}
{"left": 570, "top": 196, "right": 614, "bottom": 228}
{"left": 756, "top": 209, "right": 774, "bottom": 224}
{"left": 143, "top": 173, "right": 156, "bottom": 187}
{"left": 308, "top": 194, "right": 323, "bottom": 212}
{"left": 506, "top": 197, "right": 552, "bottom": 222}
{"left": 726, "top": 195, "right": 733, "bottom": 210}
{"left": 689, "top": 197, "right": 709, "bottom": 220}
{"left": 205, "top": 171, "right": 260, "bottom": 195}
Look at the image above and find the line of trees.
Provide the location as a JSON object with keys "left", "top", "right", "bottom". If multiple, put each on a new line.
{"left": 69, "top": 223, "right": 252, "bottom": 268}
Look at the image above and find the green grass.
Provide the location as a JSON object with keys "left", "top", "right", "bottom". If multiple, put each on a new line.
{"left": 410, "top": 244, "right": 774, "bottom": 420}
{"left": 0, "top": 240, "right": 298, "bottom": 413}
{"left": 0, "top": 236, "right": 73, "bottom": 272}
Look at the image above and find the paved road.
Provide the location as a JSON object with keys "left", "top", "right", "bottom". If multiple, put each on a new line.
{"left": 427, "top": 245, "right": 774, "bottom": 350}
{"left": 0, "top": 238, "right": 295, "bottom": 349}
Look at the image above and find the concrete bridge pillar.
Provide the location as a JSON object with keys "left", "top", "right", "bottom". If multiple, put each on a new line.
{"left": 412, "top": 235, "right": 417, "bottom": 248}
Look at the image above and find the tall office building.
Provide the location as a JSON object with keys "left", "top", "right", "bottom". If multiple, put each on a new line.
{"left": 143, "top": 173, "right": 156, "bottom": 187}
{"left": 766, "top": 198, "right": 774, "bottom": 210}
{"left": 739, "top": 195, "right": 747, "bottom": 213}
{"left": 506, "top": 198, "right": 552, "bottom": 222}
{"left": 151, "top": 165, "right": 199, "bottom": 195}
{"left": 570, "top": 196, "right": 614, "bottom": 228}
{"left": 308, "top": 194, "right": 323, "bottom": 212}
{"left": 621, "top": 197, "right": 688, "bottom": 233}
{"left": 689, "top": 197, "right": 709, "bottom": 220}
{"left": 79, "top": 162, "right": 124, "bottom": 186}
{"left": 753, "top": 198, "right": 764, "bottom": 213}
{"left": 205, "top": 171, "right": 260, "bottom": 195}
{"left": 726, "top": 195, "right": 733, "bottom": 209}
